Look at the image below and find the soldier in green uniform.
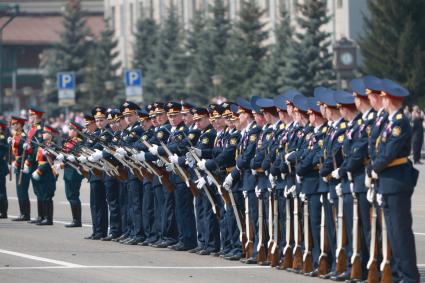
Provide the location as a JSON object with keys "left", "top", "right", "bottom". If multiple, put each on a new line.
{"left": 56, "top": 121, "right": 85, "bottom": 227}
{"left": 0, "top": 119, "right": 10, "bottom": 218}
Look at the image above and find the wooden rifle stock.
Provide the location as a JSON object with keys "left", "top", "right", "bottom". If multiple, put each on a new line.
{"left": 318, "top": 197, "right": 329, "bottom": 275}
{"left": 335, "top": 194, "right": 347, "bottom": 275}
{"left": 380, "top": 209, "right": 392, "bottom": 283}
{"left": 302, "top": 198, "right": 313, "bottom": 274}
{"left": 256, "top": 197, "right": 267, "bottom": 264}
{"left": 292, "top": 195, "right": 303, "bottom": 271}
{"left": 265, "top": 192, "right": 274, "bottom": 265}
{"left": 228, "top": 190, "right": 247, "bottom": 257}
{"left": 367, "top": 193, "right": 379, "bottom": 283}
{"left": 269, "top": 193, "right": 280, "bottom": 267}
{"left": 350, "top": 194, "right": 362, "bottom": 280}
{"left": 244, "top": 196, "right": 254, "bottom": 259}
{"left": 280, "top": 196, "right": 293, "bottom": 269}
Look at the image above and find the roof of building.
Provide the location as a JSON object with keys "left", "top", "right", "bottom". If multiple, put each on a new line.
{"left": 0, "top": 14, "right": 104, "bottom": 45}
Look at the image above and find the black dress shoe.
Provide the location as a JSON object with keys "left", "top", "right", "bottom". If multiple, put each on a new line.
{"left": 304, "top": 269, "right": 319, "bottom": 277}
{"left": 245, "top": 257, "right": 257, "bottom": 264}
{"left": 320, "top": 271, "right": 335, "bottom": 279}
{"left": 138, "top": 240, "right": 150, "bottom": 246}
{"left": 188, "top": 247, "right": 202, "bottom": 253}
{"left": 198, "top": 250, "right": 211, "bottom": 255}
{"left": 65, "top": 221, "right": 82, "bottom": 228}
{"left": 28, "top": 218, "right": 42, "bottom": 224}
{"left": 175, "top": 245, "right": 191, "bottom": 251}
{"left": 84, "top": 235, "right": 94, "bottom": 240}
{"left": 125, "top": 239, "right": 140, "bottom": 245}
{"left": 155, "top": 242, "right": 169, "bottom": 248}
{"left": 239, "top": 258, "right": 247, "bottom": 263}
{"left": 12, "top": 215, "right": 30, "bottom": 221}
{"left": 331, "top": 272, "right": 349, "bottom": 281}
{"left": 92, "top": 235, "right": 104, "bottom": 240}
{"left": 0, "top": 213, "right": 7, "bottom": 219}
{"left": 226, "top": 254, "right": 242, "bottom": 261}
{"left": 210, "top": 251, "right": 222, "bottom": 257}
{"left": 101, "top": 236, "right": 113, "bottom": 241}
{"left": 167, "top": 244, "right": 178, "bottom": 250}
{"left": 111, "top": 236, "right": 122, "bottom": 242}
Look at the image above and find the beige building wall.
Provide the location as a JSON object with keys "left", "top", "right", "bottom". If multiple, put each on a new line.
{"left": 107, "top": 0, "right": 367, "bottom": 70}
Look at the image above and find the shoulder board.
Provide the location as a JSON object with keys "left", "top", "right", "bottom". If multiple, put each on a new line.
{"left": 156, "top": 131, "right": 164, "bottom": 138}
{"left": 188, "top": 133, "right": 195, "bottom": 140}
{"left": 202, "top": 137, "right": 209, "bottom": 144}
{"left": 249, "top": 134, "right": 257, "bottom": 142}
{"left": 338, "top": 135, "right": 344, "bottom": 143}
{"left": 368, "top": 112, "right": 374, "bottom": 120}
{"left": 279, "top": 123, "right": 285, "bottom": 130}
{"left": 37, "top": 125, "right": 41, "bottom": 130}
{"left": 357, "top": 119, "right": 363, "bottom": 126}
{"left": 21, "top": 132, "right": 26, "bottom": 137}
{"left": 206, "top": 129, "right": 211, "bottom": 133}
{"left": 340, "top": 122, "right": 346, "bottom": 129}
{"left": 179, "top": 126, "right": 184, "bottom": 131}
{"left": 322, "top": 126, "right": 327, "bottom": 134}
{"left": 252, "top": 124, "right": 257, "bottom": 128}
{"left": 396, "top": 114, "right": 403, "bottom": 120}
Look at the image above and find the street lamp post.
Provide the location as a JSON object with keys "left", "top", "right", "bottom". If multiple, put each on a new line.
{"left": 0, "top": 3, "right": 19, "bottom": 113}
{"left": 211, "top": 74, "right": 222, "bottom": 100}
{"left": 155, "top": 78, "right": 166, "bottom": 99}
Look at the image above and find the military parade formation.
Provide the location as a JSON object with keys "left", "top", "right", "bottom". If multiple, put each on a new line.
{"left": 0, "top": 76, "right": 420, "bottom": 283}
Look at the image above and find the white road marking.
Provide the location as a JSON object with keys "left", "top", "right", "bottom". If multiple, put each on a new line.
{"left": 7, "top": 197, "right": 89, "bottom": 206}
{"left": 0, "top": 249, "right": 83, "bottom": 268}
{"left": 7, "top": 215, "right": 92, "bottom": 228}
{"left": 0, "top": 265, "right": 269, "bottom": 270}
{"left": 415, "top": 232, "right": 425, "bottom": 236}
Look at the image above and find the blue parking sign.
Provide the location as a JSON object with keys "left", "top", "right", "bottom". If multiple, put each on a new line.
{"left": 57, "top": 72, "right": 76, "bottom": 106}
{"left": 124, "top": 69, "right": 143, "bottom": 102}
{"left": 57, "top": 72, "right": 75, "bottom": 89}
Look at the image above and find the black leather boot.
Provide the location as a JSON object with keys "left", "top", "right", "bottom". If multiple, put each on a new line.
{"left": 38, "top": 201, "right": 53, "bottom": 226}
{"left": 28, "top": 200, "right": 43, "bottom": 224}
{"left": 65, "top": 204, "right": 82, "bottom": 228}
{"left": 12, "top": 200, "right": 30, "bottom": 221}
{"left": 0, "top": 198, "right": 7, "bottom": 219}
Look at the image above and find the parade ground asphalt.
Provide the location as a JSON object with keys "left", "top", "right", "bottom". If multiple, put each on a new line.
{"left": 1, "top": 165, "right": 425, "bottom": 283}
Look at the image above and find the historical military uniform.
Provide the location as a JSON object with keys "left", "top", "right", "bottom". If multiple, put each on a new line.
{"left": 10, "top": 116, "right": 30, "bottom": 221}
{"left": 31, "top": 126, "right": 59, "bottom": 225}
{"left": 0, "top": 120, "right": 10, "bottom": 218}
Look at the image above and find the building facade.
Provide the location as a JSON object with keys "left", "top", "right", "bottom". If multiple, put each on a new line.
{"left": 107, "top": 0, "right": 368, "bottom": 70}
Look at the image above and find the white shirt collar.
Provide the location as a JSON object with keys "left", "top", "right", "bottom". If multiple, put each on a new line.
{"left": 362, "top": 108, "right": 372, "bottom": 120}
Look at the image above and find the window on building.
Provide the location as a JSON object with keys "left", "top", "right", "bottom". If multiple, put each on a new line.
{"left": 337, "top": 0, "right": 343, "bottom": 9}
{"left": 111, "top": 6, "right": 115, "bottom": 30}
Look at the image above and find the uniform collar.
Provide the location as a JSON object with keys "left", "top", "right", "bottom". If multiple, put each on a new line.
{"left": 362, "top": 108, "right": 372, "bottom": 120}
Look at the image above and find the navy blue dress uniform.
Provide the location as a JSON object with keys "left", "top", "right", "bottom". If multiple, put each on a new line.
{"left": 24, "top": 105, "right": 45, "bottom": 224}
{"left": 0, "top": 120, "right": 10, "bottom": 218}
{"left": 118, "top": 102, "right": 144, "bottom": 244}
{"left": 31, "top": 125, "right": 59, "bottom": 226}
{"left": 295, "top": 97, "right": 326, "bottom": 273}
{"left": 11, "top": 116, "right": 31, "bottom": 221}
{"left": 145, "top": 102, "right": 177, "bottom": 248}
{"left": 156, "top": 102, "right": 197, "bottom": 251}
{"left": 85, "top": 108, "right": 108, "bottom": 240}
{"left": 189, "top": 107, "right": 220, "bottom": 255}
{"left": 371, "top": 80, "right": 419, "bottom": 283}
{"left": 229, "top": 97, "right": 261, "bottom": 264}
{"left": 61, "top": 121, "right": 85, "bottom": 228}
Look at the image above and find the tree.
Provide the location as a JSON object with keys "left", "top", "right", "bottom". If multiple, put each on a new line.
{"left": 292, "top": 0, "right": 334, "bottom": 95}
{"left": 148, "top": 3, "right": 188, "bottom": 102}
{"left": 88, "top": 19, "right": 123, "bottom": 107}
{"left": 133, "top": 6, "right": 158, "bottom": 102}
{"left": 217, "top": 0, "right": 268, "bottom": 100}
{"left": 54, "top": 0, "right": 93, "bottom": 109}
{"left": 359, "top": 0, "right": 425, "bottom": 106}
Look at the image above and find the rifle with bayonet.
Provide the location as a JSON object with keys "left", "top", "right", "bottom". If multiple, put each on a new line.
{"left": 349, "top": 172, "right": 362, "bottom": 281}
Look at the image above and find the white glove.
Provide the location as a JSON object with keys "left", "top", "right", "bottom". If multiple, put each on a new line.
{"left": 148, "top": 145, "right": 159, "bottom": 156}
{"left": 56, "top": 153, "right": 65, "bottom": 161}
{"left": 165, "top": 163, "right": 174, "bottom": 172}
{"left": 251, "top": 169, "right": 257, "bottom": 175}
{"left": 195, "top": 177, "right": 207, "bottom": 190}
{"left": 376, "top": 193, "right": 383, "bottom": 206}
{"left": 281, "top": 173, "right": 286, "bottom": 180}
{"left": 223, "top": 181, "right": 232, "bottom": 191}
{"left": 91, "top": 149, "right": 103, "bottom": 162}
{"left": 54, "top": 162, "right": 61, "bottom": 171}
{"left": 112, "top": 152, "right": 124, "bottom": 161}
{"left": 300, "top": 193, "right": 306, "bottom": 202}
{"left": 322, "top": 176, "right": 328, "bottom": 183}
{"left": 198, "top": 159, "right": 207, "bottom": 171}
{"left": 365, "top": 174, "right": 372, "bottom": 188}
{"left": 185, "top": 152, "right": 195, "bottom": 163}
{"left": 67, "top": 154, "right": 76, "bottom": 162}
{"left": 169, "top": 154, "right": 179, "bottom": 164}
{"left": 290, "top": 185, "right": 297, "bottom": 198}
{"left": 185, "top": 158, "right": 195, "bottom": 168}
{"left": 335, "top": 183, "right": 342, "bottom": 196}
{"left": 156, "top": 159, "right": 165, "bottom": 167}
{"left": 285, "top": 152, "right": 295, "bottom": 162}
{"left": 135, "top": 151, "right": 146, "bottom": 162}
{"left": 255, "top": 186, "right": 261, "bottom": 198}
{"left": 41, "top": 148, "right": 46, "bottom": 155}
{"left": 31, "top": 171, "right": 40, "bottom": 181}
{"left": 269, "top": 174, "right": 277, "bottom": 189}
{"left": 192, "top": 147, "right": 202, "bottom": 157}
{"left": 367, "top": 187, "right": 375, "bottom": 203}
{"left": 77, "top": 156, "right": 87, "bottom": 163}
{"left": 371, "top": 170, "right": 378, "bottom": 180}
{"left": 284, "top": 186, "right": 290, "bottom": 198}
{"left": 7, "top": 137, "right": 13, "bottom": 144}
{"left": 331, "top": 168, "right": 340, "bottom": 180}
{"left": 206, "top": 175, "right": 214, "bottom": 186}
{"left": 224, "top": 173, "right": 233, "bottom": 187}
{"left": 23, "top": 142, "right": 29, "bottom": 150}
{"left": 116, "top": 147, "right": 126, "bottom": 156}
{"left": 328, "top": 192, "right": 333, "bottom": 204}
{"left": 296, "top": 174, "right": 302, "bottom": 184}
{"left": 22, "top": 165, "right": 30, "bottom": 174}
{"left": 320, "top": 195, "right": 323, "bottom": 204}
{"left": 243, "top": 191, "right": 248, "bottom": 198}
